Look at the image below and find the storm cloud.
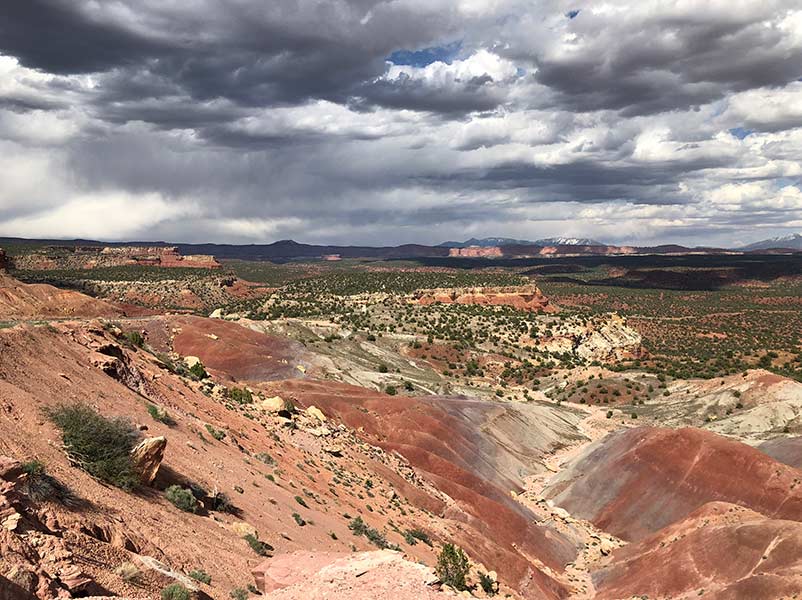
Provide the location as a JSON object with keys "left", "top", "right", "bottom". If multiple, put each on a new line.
{"left": 0, "top": 0, "right": 801, "bottom": 247}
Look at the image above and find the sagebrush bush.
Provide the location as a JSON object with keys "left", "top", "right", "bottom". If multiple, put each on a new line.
{"left": 403, "top": 528, "right": 432, "bottom": 546}
{"left": 125, "top": 331, "right": 145, "bottom": 348}
{"left": 230, "top": 589, "right": 247, "bottom": 600}
{"left": 165, "top": 485, "right": 198, "bottom": 513}
{"left": 227, "top": 387, "right": 253, "bottom": 404}
{"left": 188, "top": 569, "right": 211, "bottom": 584}
{"left": 47, "top": 403, "right": 139, "bottom": 490}
{"left": 161, "top": 583, "right": 191, "bottom": 600}
{"left": 436, "top": 543, "right": 469, "bottom": 591}
{"left": 115, "top": 562, "right": 141, "bottom": 583}
{"left": 244, "top": 533, "right": 273, "bottom": 556}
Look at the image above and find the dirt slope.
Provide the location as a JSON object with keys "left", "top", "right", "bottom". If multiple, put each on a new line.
{"left": 141, "top": 315, "right": 311, "bottom": 382}
{"left": 0, "top": 274, "right": 122, "bottom": 319}
{"left": 759, "top": 436, "right": 802, "bottom": 469}
{"left": 0, "top": 321, "right": 472, "bottom": 599}
{"left": 268, "top": 379, "right": 584, "bottom": 597}
{"left": 593, "top": 502, "right": 802, "bottom": 600}
{"left": 544, "top": 426, "right": 802, "bottom": 541}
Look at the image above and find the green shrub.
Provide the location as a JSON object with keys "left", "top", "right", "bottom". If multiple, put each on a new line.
{"left": 479, "top": 572, "right": 498, "bottom": 596}
{"left": 188, "top": 569, "right": 211, "bottom": 584}
{"left": 230, "top": 589, "right": 248, "bottom": 600}
{"left": 205, "top": 424, "right": 226, "bottom": 441}
{"left": 292, "top": 512, "right": 306, "bottom": 526}
{"left": 436, "top": 543, "right": 469, "bottom": 591}
{"left": 244, "top": 533, "right": 273, "bottom": 556}
{"left": 378, "top": 364, "right": 389, "bottom": 373}
{"left": 125, "top": 331, "right": 145, "bottom": 348}
{"left": 294, "top": 495, "right": 308, "bottom": 508}
{"left": 385, "top": 385, "right": 397, "bottom": 396}
{"left": 161, "top": 583, "right": 191, "bottom": 600}
{"left": 403, "top": 528, "right": 432, "bottom": 546}
{"left": 47, "top": 403, "right": 139, "bottom": 490}
{"left": 189, "top": 362, "right": 208, "bottom": 380}
{"left": 147, "top": 404, "right": 175, "bottom": 425}
{"left": 165, "top": 485, "right": 198, "bottom": 513}
{"left": 227, "top": 387, "right": 253, "bottom": 404}
{"left": 348, "top": 516, "right": 390, "bottom": 549}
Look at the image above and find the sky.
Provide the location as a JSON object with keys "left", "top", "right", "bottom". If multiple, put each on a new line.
{"left": 0, "top": 1, "right": 801, "bottom": 247}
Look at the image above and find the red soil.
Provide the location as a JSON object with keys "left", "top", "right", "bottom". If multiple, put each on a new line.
{"left": 546, "top": 427, "right": 802, "bottom": 541}
{"left": 140, "top": 316, "right": 310, "bottom": 382}
{"left": 0, "top": 321, "right": 460, "bottom": 598}
{"left": 0, "top": 274, "right": 122, "bottom": 319}
{"left": 594, "top": 502, "right": 802, "bottom": 599}
{"left": 269, "top": 379, "right": 579, "bottom": 599}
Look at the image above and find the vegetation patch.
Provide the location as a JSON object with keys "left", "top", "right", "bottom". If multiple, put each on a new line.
{"left": 46, "top": 403, "right": 139, "bottom": 490}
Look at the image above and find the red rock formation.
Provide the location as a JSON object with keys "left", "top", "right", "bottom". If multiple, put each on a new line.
{"left": 414, "top": 285, "right": 555, "bottom": 312}
{"left": 545, "top": 427, "right": 802, "bottom": 541}
{"left": 101, "top": 246, "right": 221, "bottom": 269}
{"left": 448, "top": 246, "right": 503, "bottom": 257}
{"left": 13, "top": 245, "right": 221, "bottom": 270}
{"left": 594, "top": 502, "right": 802, "bottom": 599}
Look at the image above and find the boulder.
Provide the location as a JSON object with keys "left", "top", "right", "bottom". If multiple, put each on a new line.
{"left": 306, "top": 406, "right": 326, "bottom": 422}
{"left": 259, "top": 396, "right": 286, "bottom": 413}
{"left": 130, "top": 437, "right": 166, "bottom": 485}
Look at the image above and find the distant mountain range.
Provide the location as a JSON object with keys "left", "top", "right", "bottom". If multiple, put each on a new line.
{"left": 1, "top": 235, "right": 799, "bottom": 263}
{"left": 439, "top": 236, "right": 605, "bottom": 248}
{"left": 740, "top": 233, "right": 802, "bottom": 251}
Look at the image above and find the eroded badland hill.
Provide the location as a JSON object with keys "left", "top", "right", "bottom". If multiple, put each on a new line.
{"left": 1, "top": 250, "right": 802, "bottom": 599}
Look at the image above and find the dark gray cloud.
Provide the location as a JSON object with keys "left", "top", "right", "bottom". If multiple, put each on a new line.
{"left": 0, "top": 0, "right": 801, "bottom": 246}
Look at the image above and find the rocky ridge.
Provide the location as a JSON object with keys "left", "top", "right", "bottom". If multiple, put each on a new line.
{"left": 412, "top": 285, "right": 555, "bottom": 312}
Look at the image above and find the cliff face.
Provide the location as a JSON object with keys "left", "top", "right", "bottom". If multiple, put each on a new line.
{"left": 0, "top": 248, "right": 7, "bottom": 271}
{"left": 12, "top": 246, "right": 221, "bottom": 270}
{"left": 413, "top": 285, "right": 555, "bottom": 312}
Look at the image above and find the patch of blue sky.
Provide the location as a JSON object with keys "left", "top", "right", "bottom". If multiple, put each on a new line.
{"left": 729, "top": 127, "right": 754, "bottom": 139}
{"left": 387, "top": 41, "right": 462, "bottom": 66}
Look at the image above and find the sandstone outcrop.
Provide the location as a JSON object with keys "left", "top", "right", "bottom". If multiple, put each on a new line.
{"left": 12, "top": 245, "right": 220, "bottom": 271}
{"left": 448, "top": 245, "right": 502, "bottom": 257}
{"left": 253, "top": 550, "right": 441, "bottom": 599}
{"left": 413, "top": 285, "right": 555, "bottom": 312}
{"left": 536, "top": 313, "right": 644, "bottom": 361}
{"left": 130, "top": 437, "right": 167, "bottom": 485}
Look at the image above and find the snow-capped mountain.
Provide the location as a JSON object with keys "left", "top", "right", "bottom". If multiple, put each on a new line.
{"left": 438, "top": 237, "right": 534, "bottom": 248}
{"left": 740, "top": 233, "right": 802, "bottom": 251}
{"left": 439, "top": 236, "right": 606, "bottom": 248}
{"left": 534, "top": 237, "right": 605, "bottom": 246}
